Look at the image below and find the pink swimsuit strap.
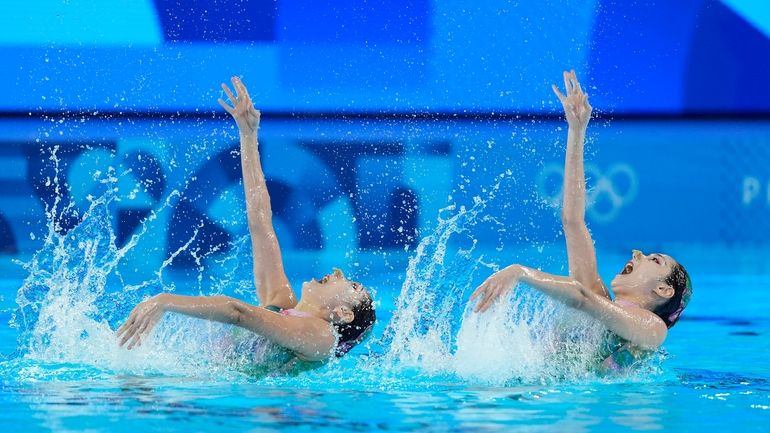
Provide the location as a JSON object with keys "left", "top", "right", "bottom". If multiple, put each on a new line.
{"left": 279, "top": 308, "right": 313, "bottom": 318}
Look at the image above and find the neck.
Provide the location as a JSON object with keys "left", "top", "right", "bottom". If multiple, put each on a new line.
{"left": 614, "top": 295, "right": 646, "bottom": 309}
{"left": 294, "top": 299, "right": 330, "bottom": 321}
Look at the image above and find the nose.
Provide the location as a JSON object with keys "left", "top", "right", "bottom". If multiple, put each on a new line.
{"left": 632, "top": 250, "right": 643, "bottom": 260}
{"left": 333, "top": 268, "right": 344, "bottom": 278}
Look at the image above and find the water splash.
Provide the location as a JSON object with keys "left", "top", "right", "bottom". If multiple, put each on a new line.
{"left": 7, "top": 149, "right": 259, "bottom": 381}
{"left": 6, "top": 151, "right": 650, "bottom": 386}
{"left": 377, "top": 172, "right": 610, "bottom": 385}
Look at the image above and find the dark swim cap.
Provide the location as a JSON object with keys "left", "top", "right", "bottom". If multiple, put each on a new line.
{"left": 658, "top": 263, "right": 692, "bottom": 328}
{"left": 333, "top": 285, "right": 376, "bottom": 357}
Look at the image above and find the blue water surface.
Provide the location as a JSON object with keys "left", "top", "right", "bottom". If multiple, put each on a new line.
{"left": 1, "top": 244, "right": 769, "bottom": 433}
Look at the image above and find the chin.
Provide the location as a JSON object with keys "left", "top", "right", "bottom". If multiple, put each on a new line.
{"left": 300, "top": 281, "right": 311, "bottom": 296}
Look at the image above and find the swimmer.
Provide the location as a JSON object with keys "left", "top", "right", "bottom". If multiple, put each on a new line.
{"left": 117, "top": 77, "right": 376, "bottom": 363}
{"left": 470, "top": 71, "right": 691, "bottom": 370}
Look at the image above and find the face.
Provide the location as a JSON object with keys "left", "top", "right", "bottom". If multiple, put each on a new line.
{"left": 611, "top": 250, "right": 676, "bottom": 299}
{"left": 300, "top": 268, "right": 370, "bottom": 311}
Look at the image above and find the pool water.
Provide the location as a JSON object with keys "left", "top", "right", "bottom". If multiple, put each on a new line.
{"left": 0, "top": 184, "right": 769, "bottom": 432}
{"left": 2, "top": 368, "right": 766, "bottom": 433}
{"left": 2, "top": 241, "right": 770, "bottom": 432}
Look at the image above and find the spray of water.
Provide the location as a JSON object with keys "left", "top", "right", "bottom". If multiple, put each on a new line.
{"left": 7, "top": 149, "right": 645, "bottom": 386}
{"left": 8, "top": 148, "right": 261, "bottom": 380}
{"left": 376, "top": 172, "right": 610, "bottom": 385}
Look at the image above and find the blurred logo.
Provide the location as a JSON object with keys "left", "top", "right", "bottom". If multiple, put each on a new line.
{"left": 742, "top": 176, "right": 770, "bottom": 206}
{"left": 536, "top": 162, "right": 639, "bottom": 223}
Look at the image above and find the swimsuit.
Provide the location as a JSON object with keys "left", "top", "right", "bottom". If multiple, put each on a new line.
{"left": 599, "top": 299, "right": 652, "bottom": 373}
{"left": 266, "top": 305, "right": 313, "bottom": 318}
{"left": 599, "top": 334, "right": 645, "bottom": 372}
{"left": 225, "top": 305, "right": 320, "bottom": 377}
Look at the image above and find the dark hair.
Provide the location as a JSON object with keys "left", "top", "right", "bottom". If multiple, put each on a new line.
{"left": 653, "top": 262, "right": 692, "bottom": 328}
{"left": 333, "top": 289, "right": 376, "bottom": 357}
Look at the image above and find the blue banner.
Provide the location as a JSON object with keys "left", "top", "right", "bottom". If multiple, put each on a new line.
{"left": 1, "top": 118, "right": 768, "bottom": 269}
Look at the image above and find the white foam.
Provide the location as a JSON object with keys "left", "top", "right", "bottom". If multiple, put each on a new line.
{"left": 378, "top": 173, "right": 610, "bottom": 385}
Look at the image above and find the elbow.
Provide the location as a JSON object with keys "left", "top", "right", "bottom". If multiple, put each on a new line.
{"left": 230, "top": 305, "right": 243, "bottom": 325}
{"left": 641, "top": 324, "right": 668, "bottom": 350}
{"left": 248, "top": 219, "right": 270, "bottom": 234}
{"left": 561, "top": 213, "right": 584, "bottom": 228}
{"left": 632, "top": 335, "right": 664, "bottom": 351}
{"left": 566, "top": 281, "right": 591, "bottom": 310}
{"left": 215, "top": 296, "right": 245, "bottom": 325}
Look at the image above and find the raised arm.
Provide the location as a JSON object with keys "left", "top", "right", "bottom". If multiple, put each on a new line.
{"left": 218, "top": 77, "right": 296, "bottom": 309}
{"left": 117, "top": 294, "right": 336, "bottom": 360}
{"left": 551, "top": 71, "right": 608, "bottom": 298}
{"left": 471, "top": 265, "right": 667, "bottom": 349}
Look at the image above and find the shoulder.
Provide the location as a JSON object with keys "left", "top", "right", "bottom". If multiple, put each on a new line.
{"left": 620, "top": 306, "right": 669, "bottom": 349}
{"left": 583, "top": 298, "right": 668, "bottom": 349}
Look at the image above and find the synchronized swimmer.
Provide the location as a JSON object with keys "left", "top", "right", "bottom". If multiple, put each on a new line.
{"left": 117, "top": 71, "right": 691, "bottom": 373}
{"left": 117, "top": 77, "right": 376, "bottom": 365}
{"left": 471, "top": 71, "right": 692, "bottom": 370}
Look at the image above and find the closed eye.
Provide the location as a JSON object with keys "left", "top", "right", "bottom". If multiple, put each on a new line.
{"left": 652, "top": 256, "right": 661, "bottom": 265}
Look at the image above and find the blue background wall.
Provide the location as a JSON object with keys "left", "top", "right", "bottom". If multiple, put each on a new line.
{"left": 1, "top": 0, "right": 770, "bottom": 279}
{"left": 2, "top": 0, "right": 769, "bottom": 114}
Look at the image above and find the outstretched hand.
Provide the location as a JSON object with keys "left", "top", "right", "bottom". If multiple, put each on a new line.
{"left": 552, "top": 70, "right": 592, "bottom": 128}
{"left": 116, "top": 294, "right": 168, "bottom": 350}
{"left": 470, "top": 265, "right": 523, "bottom": 313}
{"left": 218, "top": 76, "right": 261, "bottom": 136}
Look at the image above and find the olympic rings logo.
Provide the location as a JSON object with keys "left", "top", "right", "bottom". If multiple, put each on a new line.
{"left": 536, "top": 162, "right": 639, "bottom": 223}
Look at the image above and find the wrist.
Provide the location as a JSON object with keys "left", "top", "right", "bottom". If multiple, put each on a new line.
{"left": 505, "top": 264, "right": 524, "bottom": 278}
{"left": 239, "top": 128, "right": 257, "bottom": 139}
{"left": 154, "top": 293, "right": 172, "bottom": 310}
{"left": 567, "top": 121, "right": 589, "bottom": 131}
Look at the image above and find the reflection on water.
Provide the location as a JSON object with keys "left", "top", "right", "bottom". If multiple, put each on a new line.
{"left": 3, "top": 369, "right": 768, "bottom": 432}
{"left": 4, "top": 376, "right": 728, "bottom": 432}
